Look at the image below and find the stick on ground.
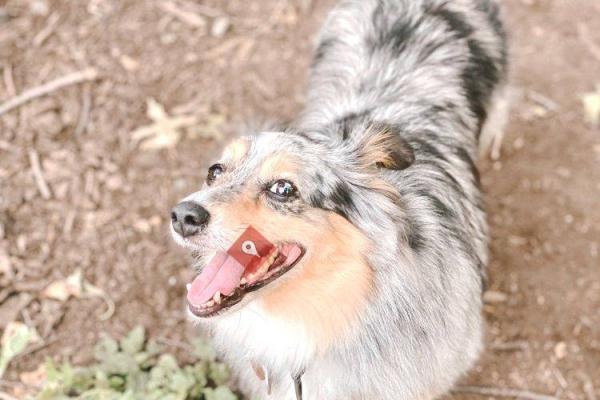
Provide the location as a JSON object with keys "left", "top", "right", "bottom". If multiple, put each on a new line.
{"left": 453, "top": 385, "right": 558, "bottom": 400}
{"left": 28, "top": 150, "right": 52, "bottom": 200}
{"left": 74, "top": 85, "right": 92, "bottom": 136}
{"left": 0, "top": 68, "right": 98, "bottom": 116}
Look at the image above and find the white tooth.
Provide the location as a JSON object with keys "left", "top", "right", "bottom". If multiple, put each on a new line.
{"left": 213, "top": 291, "right": 221, "bottom": 304}
{"left": 269, "top": 249, "right": 279, "bottom": 263}
{"left": 204, "top": 300, "right": 215, "bottom": 307}
{"left": 186, "top": 283, "right": 191, "bottom": 292}
{"left": 245, "top": 248, "right": 281, "bottom": 284}
{"left": 260, "top": 261, "right": 269, "bottom": 272}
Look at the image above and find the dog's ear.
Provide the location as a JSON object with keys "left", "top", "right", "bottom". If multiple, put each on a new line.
{"left": 352, "top": 123, "right": 415, "bottom": 171}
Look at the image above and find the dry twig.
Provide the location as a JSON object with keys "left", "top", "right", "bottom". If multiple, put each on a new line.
{"left": 201, "top": 37, "right": 245, "bottom": 60}
{"left": 528, "top": 90, "right": 559, "bottom": 112}
{"left": 74, "top": 85, "right": 92, "bottom": 136}
{"left": 33, "top": 12, "right": 60, "bottom": 47}
{"left": 28, "top": 150, "right": 52, "bottom": 200}
{"left": 0, "top": 68, "right": 98, "bottom": 116}
{"left": 2, "top": 64, "right": 16, "bottom": 97}
{"left": 158, "top": 1, "right": 206, "bottom": 28}
{"left": 453, "top": 385, "right": 558, "bottom": 400}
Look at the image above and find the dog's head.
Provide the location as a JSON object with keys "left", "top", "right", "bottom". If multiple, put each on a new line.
{"left": 171, "top": 122, "right": 414, "bottom": 346}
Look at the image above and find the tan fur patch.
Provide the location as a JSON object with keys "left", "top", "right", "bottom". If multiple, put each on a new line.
{"left": 210, "top": 188, "right": 373, "bottom": 353}
{"left": 356, "top": 124, "right": 414, "bottom": 170}
{"left": 258, "top": 153, "right": 298, "bottom": 180}
{"left": 260, "top": 212, "right": 373, "bottom": 352}
{"left": 369, "top": 177, "right": 401, "bottom": 203}
{"left": 359, "top": 125, "right": 398, "bottom": 168}
{"left": 222, "top": 138, "right": 249, "bottom": 162}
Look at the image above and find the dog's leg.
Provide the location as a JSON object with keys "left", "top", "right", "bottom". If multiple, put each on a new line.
{"left": 479, "top": 84, "right": 512, "bottom": 160}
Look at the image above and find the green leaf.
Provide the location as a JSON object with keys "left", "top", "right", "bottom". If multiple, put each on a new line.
{"left": 100, "top": 352, "right": 140, "bottom": 376}
{"left": 32, "top": 327, "right": 233, "bottom": 400}
{"left": 108, "top": 375, "right": 126, "bottom": 390}
{"left": 208, "top": 362, "right": 230, "bottom": 386}
{"left": 147, "top": 354, "right": 179, "bottom": 391}
{"left": 77, "top": 388, "right": 124, "bottom": 400}
{"left": 156, "top": 353, "right": 179, "bottom": 371}
{"left": 120, "top": 326, "right": 146, "bottom": 355}
{"left": 168, "top": 368, "right": 195, "bottom": 396}
{"left": 94, "top": 337, "right": 119, "bottom": 363}
{"left": 185, "top": 363, "right": 208, "bottom": 388}
{"left": 203, "top": 386, "right": 237, "bottom": 400}
{"left": 191, "top": 337, "right": 216, "bottom": 362}
{"left": 145, "top": 339, "right": 163, "bottom": 356}
{"left": 125, "top": 370, "right": 148, "bottom": 393}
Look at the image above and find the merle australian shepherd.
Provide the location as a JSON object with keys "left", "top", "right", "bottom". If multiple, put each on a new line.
{"left": 170, "top": 0, "right": 508, "bottom": 398}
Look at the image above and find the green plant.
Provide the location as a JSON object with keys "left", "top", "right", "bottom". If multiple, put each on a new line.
{"left": 32, "top": 326, "right": 237, "bottom": 400}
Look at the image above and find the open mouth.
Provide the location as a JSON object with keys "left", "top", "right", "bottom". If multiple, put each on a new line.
{"left": 186, "top": 243, "right": 305, "bottom": 318}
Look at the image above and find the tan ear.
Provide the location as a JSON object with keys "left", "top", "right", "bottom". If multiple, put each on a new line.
{"left": 356, "top": 123, "right": 415, "bottom": 170}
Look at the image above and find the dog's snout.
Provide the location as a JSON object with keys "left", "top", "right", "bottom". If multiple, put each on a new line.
{"left": 171, "top": 201, "right": 210, "bottom": 238}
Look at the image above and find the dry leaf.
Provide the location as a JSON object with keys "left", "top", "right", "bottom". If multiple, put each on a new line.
{"left": 41, "top": 269, "right": 115, "bottom": 320}
{"left": 211, "top": 16, "right": 230, "bottom": 38}
{"left": 119, "top": 55, "right": 140, "bottom": 71}
{"left": 20, "top": 363, "right": 47, "bottom": 386}
{"left": 554, "top": 341, "right": 567, "bottom": 360}
{"left": 131, "top": 98, "right": 198, "bottom": 150}
{"left": 483, "top": 290, "right": 508, "bottom": 304}
{"left": 582, "top": 86, "right": 600, "bottom": 128}
{"left": 0, "top": 322, "right": 41, "bottom": 378}
{"left": 42, "top": 269, "right": 84, "bottom": 301}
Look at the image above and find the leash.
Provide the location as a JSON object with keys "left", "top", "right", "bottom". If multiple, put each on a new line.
{"left": 293, "top": 373, "right": 303, "bottom": 400}
{"left": 252, "top": 361, "right": 304, "bottom": 399}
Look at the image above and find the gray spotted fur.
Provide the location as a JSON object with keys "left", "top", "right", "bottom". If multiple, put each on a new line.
{"left": 175, "top": 0, "right": 508, "bottom": 398}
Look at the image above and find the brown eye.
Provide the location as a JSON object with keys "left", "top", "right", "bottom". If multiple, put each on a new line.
{"left": 268, "top": 180, "right": 296, "bottom": 201}
{"left": 207, "top": 163, "right": 224, "bottom": 185}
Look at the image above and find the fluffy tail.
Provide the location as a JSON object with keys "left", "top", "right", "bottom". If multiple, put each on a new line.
{"left": 297, "top": 0, "right": 509, "bottom": 158}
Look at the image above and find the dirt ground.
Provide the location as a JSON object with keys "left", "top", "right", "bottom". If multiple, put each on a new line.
{"left": 0, "top": 0, "right": 599, "bottom": 399}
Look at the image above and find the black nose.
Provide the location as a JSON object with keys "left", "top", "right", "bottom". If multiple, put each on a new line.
{"left": 171, "top": 201, "right": 210, "bottom": 238}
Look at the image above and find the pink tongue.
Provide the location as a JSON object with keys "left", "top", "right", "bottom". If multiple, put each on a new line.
{"left": 187, "top": 251, "right": 244, "bottom": 306}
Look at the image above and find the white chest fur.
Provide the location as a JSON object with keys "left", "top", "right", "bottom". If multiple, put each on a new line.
{"left": 200, "top": 301, "right": 317, "bottom": 377}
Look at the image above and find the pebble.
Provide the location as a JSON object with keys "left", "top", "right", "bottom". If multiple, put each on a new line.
{"left": 120, "top": 55, "right": 140, "bottom": 71}
{"left": 29, "top": 0, "right": 49, "bottom": 16}
{"left": 483, "top": 290, "right": 508, "bottom": 304}
{"left": 554, "top": 341, "right": 567, "bottom": 360}
{"left": 513, "top": 137, "right": 525, "bottom": 149}
{"left": 211, "top": 16, "right": 230, "bottom": 38}
{"left": 508, "top": 235, "right": 528, "bottom": 246}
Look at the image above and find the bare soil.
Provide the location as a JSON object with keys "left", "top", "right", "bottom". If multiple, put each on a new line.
{"left": 1, "top": 0, "right": 599, "bottom": 399}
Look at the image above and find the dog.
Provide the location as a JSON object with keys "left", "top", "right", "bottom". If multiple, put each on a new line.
{"left": 170, "top": 0, "right": 508, "bottom": 398}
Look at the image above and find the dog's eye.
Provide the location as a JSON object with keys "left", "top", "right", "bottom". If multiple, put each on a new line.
{"left": 268, "top": 180, "right": 296, "bottom": 200}
{"left": 207, "top": 163, "right": 225, "bottom": 185}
